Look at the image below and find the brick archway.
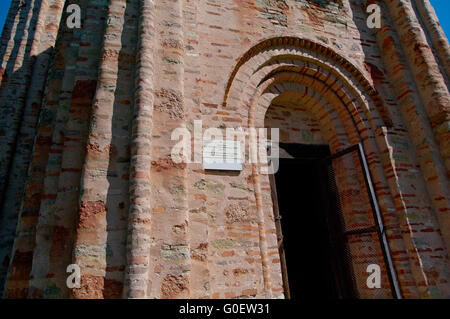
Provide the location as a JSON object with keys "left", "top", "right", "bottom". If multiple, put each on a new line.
{"left": 222, "top": 37, "right": 430, "bottom": 298}
{"left": 224, "top": 36, "right": 393, "bottom": 128}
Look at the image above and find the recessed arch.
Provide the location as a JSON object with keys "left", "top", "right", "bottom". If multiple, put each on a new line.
{"left": 246, "top": 70, "right": 375, "bottom": 152}
{"left": 223, "top": 36, "right": 393, "bottom": 128}
{"left": 261, "top": 87, "right": 352, "bottom": 152}
{"left": 224, "top": 37, "right": 408, "bottom": 298}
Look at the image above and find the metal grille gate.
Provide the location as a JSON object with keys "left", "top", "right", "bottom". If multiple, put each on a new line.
{"left": 319, "top": 143, "right": 402, "bottom": 299}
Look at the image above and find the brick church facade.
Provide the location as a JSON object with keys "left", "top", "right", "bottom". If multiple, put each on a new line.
{"left": 0, "top": 0, "right": 449, "bottom": 299}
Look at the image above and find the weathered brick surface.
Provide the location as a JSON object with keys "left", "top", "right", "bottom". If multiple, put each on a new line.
{"left": 0, "top": 0, "right": 449, "bottom": 299}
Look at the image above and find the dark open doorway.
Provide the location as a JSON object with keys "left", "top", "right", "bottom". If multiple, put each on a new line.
{"left": 272, "top": 144, "right": 355, "bottom": 299}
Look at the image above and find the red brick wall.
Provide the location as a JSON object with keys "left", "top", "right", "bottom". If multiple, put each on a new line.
{"left": 0, "top": 0, "right": 448, "bottom": 299}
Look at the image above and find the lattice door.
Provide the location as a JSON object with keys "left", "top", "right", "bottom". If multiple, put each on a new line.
{"left": 319, "top": 144, "right": 401, "bottom": 299}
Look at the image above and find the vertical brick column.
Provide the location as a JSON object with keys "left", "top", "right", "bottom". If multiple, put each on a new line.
{"left": 413, "top": 0, "right": 450, "bottom": 78}
{"left": 384, "top": 0, "right": 450, "bottom": 260}
{"left": 183, "top": 0, "right": 211, "bottom": 299}
{"left": 71, "top": 0, "right": 131, "bottom": 299}
{"left": 123, "top": 0, "right": 155, "bottom": 299}
{"left": 0, "top": 0, "right": 39, "bottom": 297}
{"left": 0, "top": 0, "right": 23, "bottom": 72}
{"left": 0, "top": 0, "right": 41, "bottom": 200}
{"left": 370, "top": 0, "right": 450, "bottom": 298}
{"left": 249, "top": 128, "right": 272, "bottom": 298}
{"left": 0, "top": 0, "right": 64, "bottom": 298}
{"left": 28, "top": 0, "right": 108, "bottom": 298}
{"left": 385, "top": 0, "right": 450, "bottom": 176}
{"left": 1, "top": 0, "right": 65, "bottom": 238}
{"left": 4, "top": 0, "right": 81, "bottom": 298}
{"left": 36, "top": 0, "right": 88, "bottom": 298}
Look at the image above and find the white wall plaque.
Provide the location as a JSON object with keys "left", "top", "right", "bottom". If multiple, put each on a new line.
{"left": 203, "top": 139, "right": 243, "bottom": 171}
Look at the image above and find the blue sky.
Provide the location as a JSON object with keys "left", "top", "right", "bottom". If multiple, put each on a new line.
{"left": 0, "top": 1, "right": 448, "bottom": 46}
{"left": 0, "top": 1, "right": 10, "bottom": 34}
{"left": 430, "top": 0, "right": 450, "bottom": 37}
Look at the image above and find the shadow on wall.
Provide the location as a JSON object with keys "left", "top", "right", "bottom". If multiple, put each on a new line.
{"left": 350, "top": 0, "right": 450, "bottom": 299}
{"left": 0, "top": 0, "right": 46, "bottom": 298}
{"left": 0, "top": 0, "right": 140, "bottom": 299}
{"left": 100, "top": 0, "right": 137, "bottom": 299}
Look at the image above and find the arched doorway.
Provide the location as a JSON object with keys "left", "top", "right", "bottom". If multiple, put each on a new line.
{"left": 265, "top": 93, "right": 396, "bottom": 299}
{"left": 264, "top": 94, "right": 342, "bottom": 298}
{"left": 224, "top": 37, "right": 405, "bottom": 299}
